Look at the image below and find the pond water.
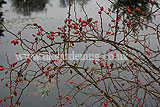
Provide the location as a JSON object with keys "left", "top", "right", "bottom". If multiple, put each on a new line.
{"left": 0, "top": 0, "right": 113, "bottom": 107}
{"left": 0, "top": 0, "right": 159, "bottom": 107}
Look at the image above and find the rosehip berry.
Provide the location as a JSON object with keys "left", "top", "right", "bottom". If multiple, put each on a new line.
{"left": 47, "top": 66, "right": 51, "bottom": 70}
{"left": 98, "top": 11, "right": 101, "bottom": 14}
{"left": 45, "top": 72, "right": 48, "bottom": 76}
{"left": 37, "top": 25, "right": 41, "bottom": 28}
{"left": 13, "top": 91, "right": 17, "bottom": 96}
{"left": 48, "top": 78, "right": 51, "bottom": 82}
{"left": 75, "top": 31, "right": 79, "bottom": 34}
{"left": 5, "top": 83, "right": 8, "bottom": 87}
{"left": 11, "top": 40, "right": 15, "bottom": 44}
{"left": 26, "top": 58, "right": 30, "bottom": 63}
{"left": 16, "top": 101, "right": 21, "bottom": 105}
{"left": 107, "top": 72, "right": 111, "bottom": 75}
{"left": 104, "top": 101, "right": 108, "bottom": 106}
{"left": 81, "top": 102, "right": 84, "bottom": 105}
{"left": 80, "top": 37, "right": 83, "bottom": 40}
{"left": 41, "top": 66, "right": 44, "bottom": 70}
{"left": 108, "top": 8, "right": 111, "bottom": 12}
{"left": 66, "top": 97, "right": 70, "bottom": 100}
{"left": 68, "top": 19, "right": 72, "bottom": 21}
{"left": 1, "top": 78, "right": 4, "bottom": 81}
{"left": 50, "top": 31, "right": 54, "bottom": 34}
{"left": 58, "top": 27, "right": 62, "bottom": 30}
{"left": 47, "top": 35, "right": 50, "bottom": 38}
{"left": 33, "top": 23, "right": 37, "bottom": 26}
{"left": 0, "top": 99, "right": 2, "bottom": 103}
{"left": 9, "top": 84, "right": 12, "bottom": 88}
{"left": 50, "top": 37, "right": 54, "bottom": 40}
{"left": 93, "top": 59, "right": 96, "bottom": 64}
{"left": 0, "top": 67, "right": 4, "bottom": 71}
{"left": 15, "top": 78, "right": 18, "bottom": 83}
{"left": 100, "top": 7, "right": 104, "bottom": 11}
{"left": 70, "top": 70, "right": 72, "bottom": 74}
{"left": 136, "top": 8, "right": 140, "bottom": 11}
{"left": 69, "top": 81, "right": 74, "bottom": 84}
{"left": 64, "top": 19, "right": 67, "bottom": 23}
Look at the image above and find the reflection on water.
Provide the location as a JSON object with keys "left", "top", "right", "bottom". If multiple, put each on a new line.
{"left": 0, "top": 0, "right": 6, "bottom": 37}
{"left": 10, "top": 0, "right": 49, "bottom": 16}
{"left": 58, "top": 0, "right": 90, "bottom": 8}
{"left": 112, "top": 0, "right": 158, "bottom": 29}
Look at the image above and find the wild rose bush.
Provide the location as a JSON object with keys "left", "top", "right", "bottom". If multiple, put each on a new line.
{"left": 0, "top": 0, "right": 160, "bottom": 107}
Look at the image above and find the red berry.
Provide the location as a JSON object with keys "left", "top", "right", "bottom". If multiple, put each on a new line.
{"left": 41, "top": 66, "right": 44, "bottom": 70}
{"left": 58, "top": 27, "right": 62, "bottom": 30}
{"left": 41, "top": 28, "right": 44, "bottom": 31}
{"left": 100, "top": 7, "right": 104, "bottom": 11}
{"left": 33, "top": 23, "right": 37, "bottom": 26}
{"left": 15, "top": 78, "right": 18, "bottom": 83}
{"left": 66, "top": 97, "right": 70, "bottom": 100}
{"left": 11, "top": 40, "right": 15, "bottom": 44}
{"left": 50, "top": 37, "right": 54, "bottom": 40}
{"left": 37, "top": 25, "right": 41, "bottom": 28}
{"left": 45, "top": 72, "right": 48, "bottom": 76}
{"left": 81, "top": 102, "right": 84, "bottom": 105}
{"left": 47, "top": 66, "right": 51, "bottom": 70}
{"left": 108, "top": 8, "right": 111, "bottom": 12}
{"left": 16, "top": 101, "right": 21, "bottom": 105}
{"left": 70, "top": 70, "right": 72, "bottom": 74}
{"left": 93, "top": 59, "right": 96, "bottom": 64}
{"left": 1, "top": 78, "right": 4, "bottom": 81}
{"left": 107, "top": 72, "right": 111, "bottom": 75}
{"left": 47, "top": 35, "right": 50, "bottom": 38}
{"left": 48, "top": 78, "right": 51, "bottom": 82}
{"left": 70, "top": 81, "right": 73, "bottom": 84}
{"left": 50, "top": 31, "right": 54, "bottom": 34}
{"left": 68, "top": 19, "right": 72, "bottom": 21}
{"left": 5, "top": 83, "right": 8, "bottom": 87}
{"left": 64, "top": 19, "right": 67, "bottom": 23}
{"left": 136, "top": 8, "right": 140, "bottom": 11}
{"left": 75, "top": 31, "right": 79, "bottom": 34}
{"left": 26, "top": 58, "right": 30, "bottom": 63}
{"left": 98, "top": 11, "right": 102, "bottom": 14}
{"left": 9, "top": 84, "right": 12, "bottom": 88}
{"left": 58, "top": 94, "right": 62, "bottom": 97}
{"left": 78, "top": 18, "right": 81, "bottom": 23}
{"left": 0, "top": 67, "right": 4, "bottom": 71}
{"left": 104, "top": 101, "right": 108, "bottom": 106}
{"left": 13, "top": 91, "right": 17, "bottom": 96}
{"left": 0, "top": 99, "right": 2, "bottom": 103}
